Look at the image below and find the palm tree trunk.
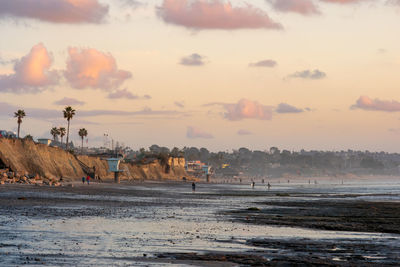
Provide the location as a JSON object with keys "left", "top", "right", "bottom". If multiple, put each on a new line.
{"left": 81, "top": 137, "right": 83, "bottom": 154}
{"left": 17, "top": 122, "right": 20, "bottom": 138}
{"left": 66, "top": 120, "right": 70, "bottom": 150}
{"left": 61, "top": 137, "right": 63, "bottom": 147}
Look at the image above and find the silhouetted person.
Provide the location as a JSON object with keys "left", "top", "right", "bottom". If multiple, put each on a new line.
{"left": 192, "top": 182, "right": 196, "bottom": 192}
{"left": 267, "top": 182, "right": 271, "bottom": 190}
{"left": 82, "top": 176, "right": 85, "bottom": 184}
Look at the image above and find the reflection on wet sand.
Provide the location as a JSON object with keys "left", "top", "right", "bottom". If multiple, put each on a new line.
{"left": 0, "top": 180, "right": 399, "bottom": 266}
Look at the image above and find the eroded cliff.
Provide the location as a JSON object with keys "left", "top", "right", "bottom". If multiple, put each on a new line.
{"left": 0, "top": 138, "right": 187, "bottom": 181}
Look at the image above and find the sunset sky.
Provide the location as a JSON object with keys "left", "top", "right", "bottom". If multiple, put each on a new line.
{"left": 0, "top": 0, "right": 399, "bottom": 152}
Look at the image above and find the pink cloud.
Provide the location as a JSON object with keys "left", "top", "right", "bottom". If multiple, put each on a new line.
{"left": 223, "top": 99, "right": 273, "bottom": 121}
{"left": 0, "top": 43, "right": 59, "bottom": 94}
{"left": 187, "top": 126, "right": 214, "bottom": 139}
{"left": 54, "top": 97, "right": 85, "bottom": 106}
{"left": 65, "top": 47, "right": 132, "bottom": 90}
{"left": 158, "top": 0, "right": 282, "bottom": 30}
{"left": 0, "top": 0, "right": 108, "bottom": 24}
{"left": 351, "top": 96, "right": 400, "bottom": 112}
{"left": 269, "top": 0, "right": 320, "bottom": 15}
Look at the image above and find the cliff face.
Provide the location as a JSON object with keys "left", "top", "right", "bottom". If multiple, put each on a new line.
{"left": 76, "top": 155, "right": 111, "bottom": 178}
{"left": 0, "top": 138, "right": 84, "bottom": 179}
{"left": 120, "top": 157, "right": 187, "bottom": 180}
{"left": 0, "top": 138, "right": 187, "bottom": 181}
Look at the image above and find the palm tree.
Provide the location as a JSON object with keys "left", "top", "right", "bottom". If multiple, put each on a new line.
{"left": 63, "top": 106, "right": 75, "bottom": 150}
{"left": 59, "top": 127, "right": 66, "bottom": 147}
{"left": 78, "top": 128, "right": 88, "bottom": 154}
{"left": 14, "top": 109, "right": 26, "bottom": 139}
{"left": 50, "top": 127, "right": 60, "bottom": 142}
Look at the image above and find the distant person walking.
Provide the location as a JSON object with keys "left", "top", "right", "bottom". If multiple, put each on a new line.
{"left": 86, "top": 175, "right": 90, "bottom": 185}
{"left": 267, "top": 182, "right": 271, "bottom": 190}
{"left": 82, "top": 176, "right": 85, "bottom": 184}
{"left": 251, "top": 182, "right": 255, "bottom": 189}
{"left": 192, "top": 182, "right": 196, "bottom": 192}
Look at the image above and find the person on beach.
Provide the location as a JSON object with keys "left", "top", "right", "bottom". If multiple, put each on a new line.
{"left": 251, "top": 181, "right": 255, "bottom": 189}
{"left": 267, "top": 182, "right": 271, "bottom": 190}
{"left": 82, "top": 176, "right": 85, "bottom": 184}
{"left": 86, "top": 175, "right": 90, "bottom": 185}
{"left": 192, "top": 182, "right": 196, "bottom": 192}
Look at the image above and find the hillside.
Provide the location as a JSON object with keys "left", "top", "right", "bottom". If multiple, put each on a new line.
{"left": 0, "top": 138, "right": 187, "bottom": 181}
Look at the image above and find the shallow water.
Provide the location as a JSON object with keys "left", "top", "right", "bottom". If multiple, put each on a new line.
{"left": 0, "top": 180, "right": 400, "bottom": 266}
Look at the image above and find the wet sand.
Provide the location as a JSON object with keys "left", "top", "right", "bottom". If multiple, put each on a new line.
{"left": 0, "top": 180, "right": 399, "bottom": 266}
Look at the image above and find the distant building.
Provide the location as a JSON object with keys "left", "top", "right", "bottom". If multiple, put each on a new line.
{"left": 186, "top": 160, "right": 207, "bottom": 177}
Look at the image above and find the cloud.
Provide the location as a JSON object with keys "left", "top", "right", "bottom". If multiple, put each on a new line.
{"left": 0, "top": 56, "right": 17, "bottom": 65}
{"left": 119, "top": 0, "right": 144, "bottom": 8}
{"left": 54, "top": 97, "right": 85, "bottom": 106}
{"left": 180, "top": 53, "right": 206, "bottom": 66}
{"left": 268, "top": 0, "right": 320, "bottom": 15}
{"left": 78, "top": 107, "right": 183, "bottom": 117}
{"left": 206, "top": 99, "right": 273, "bottom": 121}
{"left": 65, "top": 47, "right": 132, "bottom": 90}
{"left": 0, "top": 0, "right": 109, "bottom": 24}
{"left": 276, "top": 103, "right": 304, "bottom": 113}
{"left": 388, "top": 0, "right": 400, "bottom": 6}
{"left": 107, "top": 88, "right": 138, "bottom": 99}
{"left": 351, "top": 96, "right": 400, "bottom": 112}
{"left": 320, "top": 0, "right": 364, "bottom": 4}
{"left": 174, "top": 101, "right": 185, "bottom": 108}
{"left": 237, "top": 129, "right": 253, "bottom": 135}
{"left": 0, "top": 101, "right": 186, "bottom": 120}
{"left": 0, "top": 43, "right": 59, "bottom": 94}
{"left": 287, "top": 69, "right": 326, "bottom": 80}
{"left": 186, "top": 126, "right": 213, "bottom": 139}
{"left": 158, "top": 0, "right": 282, "bottom": 30}
{"left": 249, "top": 59, "right": 277, "bottom": 68}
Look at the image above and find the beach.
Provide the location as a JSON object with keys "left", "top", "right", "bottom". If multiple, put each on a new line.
{"left": 0, "top": 179, "right": 400, "bottom": 266}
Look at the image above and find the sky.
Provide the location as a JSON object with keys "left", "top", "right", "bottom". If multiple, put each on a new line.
{"left": 0, "top": 0, "right": 399, "bottom": 152}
